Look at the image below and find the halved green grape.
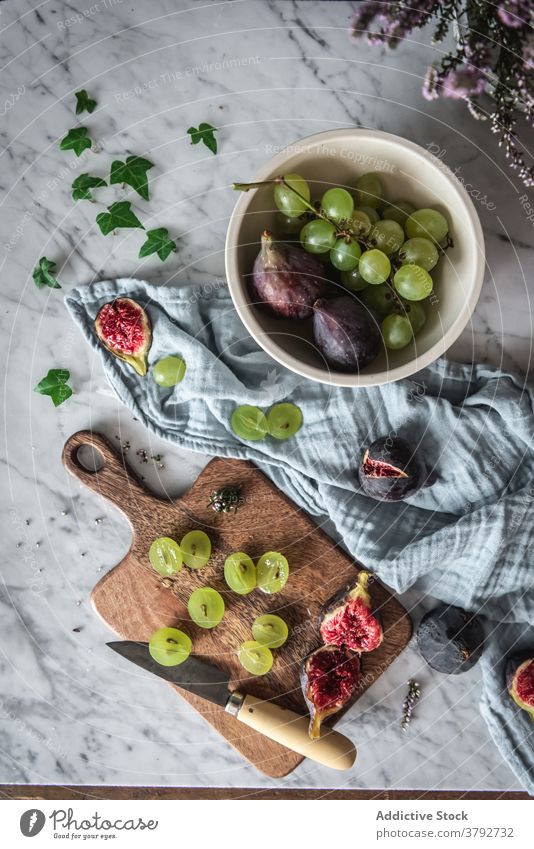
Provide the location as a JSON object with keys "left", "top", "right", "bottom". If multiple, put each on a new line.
{"left": 152, "top": 356, "right": 186, "bottom": 387}
{"left": 237, "top": 640, "right": 273, "bottom": 675}
{"left": 330, "top": 237, "right": 362, "bottom": 271}
{"left": 359, "top": 249, "right": 391, "bottom": 285}
{"left": 399, "top": 237, "right": 439, "bottom": 271}
{"left": 381, "top": 313, "right": 413, "bottom": 350}
{"left": 356, "top": 205, "right": 380, "bottom": 224}
{"left": 180, "top": 530, "right": 212, "bottom": 570}
{"left": 267, "top": 403, "right": 303, "bottom": 440}
{"left": 300, "top": 219, "right": 337, "bottom": 254}
{"left": 401, "top": 300, "right": 427, "bottom": 335}
{"left": 354, "top": 173, "right": 383, "bottom": 208}
{"left": 348, "top": 209, "right": 372, "bottom": 236}
{"left": 393, "top": 264, "right": 433, "bottom": 301}
{"left": 231, "top": 405, "right": 268, "bottom": 441}
{"left": 149, "top": 537, "right": 183, "bottom": 577}
{"left": 382, "top": 200, "right": 415, "bottom": 226}
{"left": 273, "top": 173, "right": 310, "bottom": 218}
{"left": 187, "top": 587, "right": 225, "bottom": 629}
{"left": 274, "top": 212, "right": 305, "bottom": 238}
{"left": 340, "top": 267, "right": 369, "bottom": 292}
{"left": 149, "top": 627, "right": 192, "bottom": 667}
{"left": 405, "top": 208, "right": 449, "bottom": 242}
{"left": 320, "top": 187, "right": 354, "bottom": 223}
{"left": 369, "top": 220, "right": 405, "bottom": 256}
{"left": 256, "top": 551, "right": 289, "bottom": 594}
{"left": 361, "top": 283, "right": 396, "bottom": 317}
{"left": 252, "top": 614, "right": 289, "bottom": 648}
{"left": 224, "top": 552, "right": 257, "bottom": 595}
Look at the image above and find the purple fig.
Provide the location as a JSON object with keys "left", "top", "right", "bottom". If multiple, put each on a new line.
{"left": 313, "top": 295, "right": 380, "bottom": 371}
{"left": 249, "top": 231, "right": 327, "bottom": 319}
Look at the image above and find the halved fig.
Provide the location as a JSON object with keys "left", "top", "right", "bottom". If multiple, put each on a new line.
{"left": 506, "top": 653, "right": 534, "bottom": 721}
{"left": 359, "top": 436, "right": 429, "bottom": 502}
{"left": 94, "top": 297, "right": 152, "bottom": 376}
{"left": 320, "top": 571, "right": 383, "bottom": 653}
{"left": 301, "top": 645, "right": 361, "bottom": 739}
{"left": 416, "top": 604, "right": 484, "bottom": 674}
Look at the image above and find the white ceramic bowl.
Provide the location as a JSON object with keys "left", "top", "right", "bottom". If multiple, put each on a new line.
{"left": 225, "top": 129, "right": 485, "bottom": 387}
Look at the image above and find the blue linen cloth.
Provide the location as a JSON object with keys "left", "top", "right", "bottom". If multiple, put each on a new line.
{"left": 66, "top": 278, "right": 534, "bottom": 792}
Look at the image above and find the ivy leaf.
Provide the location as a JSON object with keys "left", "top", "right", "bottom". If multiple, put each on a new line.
{"left": 34, "top": 369, "right": 72, "bottom": 407}
{"left": 71, "top": 173, "right": 107, "bottom": 201}
{"left": 32, "top": 257, "right": 61, "bottom": 289}
{"left": 96, "top": 201, "right": 144, "bottom": 235}
{"left": 109, "top": 156, "right": 154, "bottom": 201}
{"left": 74, "top": 89, "right": 97, "bottom": 115}
{"left": 60, "top": 127, "right": 92, "bottom": 157}
{"left": 187, "top": 122, "right": 217, "bottom": 155}
{"left": 139, "top": 228, "right": 177, "bottom": 262}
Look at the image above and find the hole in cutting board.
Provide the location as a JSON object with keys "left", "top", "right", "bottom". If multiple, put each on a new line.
{"left": 77, "top": 444, "right": 105, "bottom": 473}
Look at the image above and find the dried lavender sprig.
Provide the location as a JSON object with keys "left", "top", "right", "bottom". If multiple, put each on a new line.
{"left": 401, "top": 679, "right": 421, "bottom": 731}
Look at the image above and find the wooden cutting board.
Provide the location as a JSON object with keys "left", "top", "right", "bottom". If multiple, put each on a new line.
{"left": 63, "top": 430, "right": 412, "bottom": 778}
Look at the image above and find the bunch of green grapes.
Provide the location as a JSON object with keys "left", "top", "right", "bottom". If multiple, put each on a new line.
{"left": 274, "top": 172, "right": 450, "bottom": 352}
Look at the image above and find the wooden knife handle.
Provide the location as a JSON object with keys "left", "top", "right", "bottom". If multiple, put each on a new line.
{"left": 234, "top": 694, "right": 356, "bottom": 771}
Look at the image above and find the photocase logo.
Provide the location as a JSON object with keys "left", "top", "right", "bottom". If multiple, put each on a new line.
{"left": 20, "top": 809, "right": 46, "bottom": 837}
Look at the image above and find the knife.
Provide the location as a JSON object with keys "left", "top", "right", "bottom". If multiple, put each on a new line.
{"left": 107, "top": 641, "right": 356, "bottom": 771}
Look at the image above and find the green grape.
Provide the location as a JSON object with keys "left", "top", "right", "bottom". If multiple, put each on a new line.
{"left": 340, "top": 267, "right": 369, "bottom": 292}
{"left": 369, "top": 220, "right": 405, "bottom": 256}
{"left": 356, "top": 205, "right": 380, "bottom": 224}
{"left": 300, "top": 219, "right": 337, "bottom": 254}
{"left": 359, "top": 249, "right": 391, "bottom": 285}
{"left": 382, "top": 200, "right": 415, "bottom": 226}
{"left": 231, "top": 405, "right": 268, "bottom": 441}
{"left": 149, "top": 627, "right": 192, "bottom": 667}
{"left": 152, "top": 356, "right": 186, "bottom": 387}
{"left": 399, "top": 237, "right": 439, "bottom": 271}
{"left": 149, "top": 537, "right": 183, "bottom": 577}
{"left": 381, "top": 313, "right": 413, "bottom": 350}
{"left": 330, "top": 237, "right": 362, "bottom": 271}
{"left": 273, "top": 173, "right": 310, "bottom": 218}
{"left": 252, "top": 614, "right": 289, "bottom": 648}
{"left": 256, "top": 551, "right": 289, "bottom": 594}
{"left": 187, "top": 587, "right": 225, "bottom": 629}
{"left": 401, "top": 300, "right": 427, "bottom": 335}
{"left": 405, "top": 208, "right": 449, "bottom": 242}
{"left": 237, "top": 640, "right": 273, "bottom": 675}
{"left": 267, "top": 403, "right": 303, "bottom": 440}
{"left": 393, "top": 264, "right": 433, "bottom": 301}
{"left": 224, "top": 552, "right": 257, "bottom": 595}
{"left": 275, "top": 212, "right": 305, "bottom": 238}
{"left": 320, "top": 187, "right": 354, "bottom": 223}
{"left": 361, "top": 283, "right": 396, "bottom": 318}
{"left": 354, "top": 173, "right": 383, "bottom": 208}
{"left": 348, "top": 209, "right": 372, "bottom": 237}
{"left": 180, "top": 529, "right": 211, "bottom": 570}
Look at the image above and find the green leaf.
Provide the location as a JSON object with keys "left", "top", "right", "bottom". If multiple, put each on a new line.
{"left": 71, "top": 173, "right": 107, "bottom": 201}
{"left": 109, "top": 156, "right": 154, "bottom": 201}
{"left": 75, "top": 89, "right": 97, "bottom": 115}
{"left": 32, "top": 257, "right": 61, "bottom": 290}
{"left": 96, "top": 201, "right": 144, "bottom": 235}
{"left": 187, "top": 122, "right": 217, "bottom": 155}
{"left": 34, "top": 369, "right": 72, "bottom": 407}
{"left": 139, "top": 228, "right": 177, "bottom": 262}
{"left": 60, "top": 127, "right": 92, "bottom": 156}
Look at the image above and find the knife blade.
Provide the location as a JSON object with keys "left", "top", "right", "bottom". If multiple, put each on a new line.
{"left": 107, "top": 641, "right": 357, "bottom": 772}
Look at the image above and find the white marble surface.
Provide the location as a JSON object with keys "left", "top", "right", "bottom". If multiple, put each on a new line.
{"left": 0, "top": 0, "right": 530, "bottom": 789}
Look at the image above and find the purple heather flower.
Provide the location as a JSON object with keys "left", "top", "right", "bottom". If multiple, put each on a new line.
{"left": 497, "top": 0, "right": 531, "bottom": 29}
{"left": 442, "top": 65, "right": 488, "bottom": 100}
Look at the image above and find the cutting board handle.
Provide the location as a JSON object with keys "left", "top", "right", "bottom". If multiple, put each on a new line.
{"left": 62, "top": 430, "right": 155, "bottom": 526}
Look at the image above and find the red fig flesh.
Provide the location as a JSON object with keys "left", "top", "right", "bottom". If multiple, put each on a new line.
{"left": 320, "top": 571, "right": 383, "bottom": 653}
{"left": 301, "top": 645, "right": 361, "bottom": 739}
{"left": 95, "top": 297, "right": 152, "bottom": 376}
{"left": 506, "top": 654, "right": 534, "bottom": 721}
{"left": 249, "top": 231, "right": 327, "bottom": 319}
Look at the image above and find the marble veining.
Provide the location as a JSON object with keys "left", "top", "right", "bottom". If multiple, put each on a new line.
{"left": 1, "top": 0, "right": 530, "bottom": 789}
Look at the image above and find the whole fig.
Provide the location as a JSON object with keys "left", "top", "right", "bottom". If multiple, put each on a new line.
{"left": 416, "top": 605, "right": 484, "bottom": 674}
{"left": 249, "top": 231, "right": 327, "bottom": 319}
{"left": 506, "top": 653, "right": 534, "bottom": 721}
{"left": 301, "top": 645, "right": 361, "bottom": 739}
{"left": 94, "top": 297, "right": 152, "bottom": 376}
{"left": 313, "top": 295, "right": 380, "bottom": 371}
